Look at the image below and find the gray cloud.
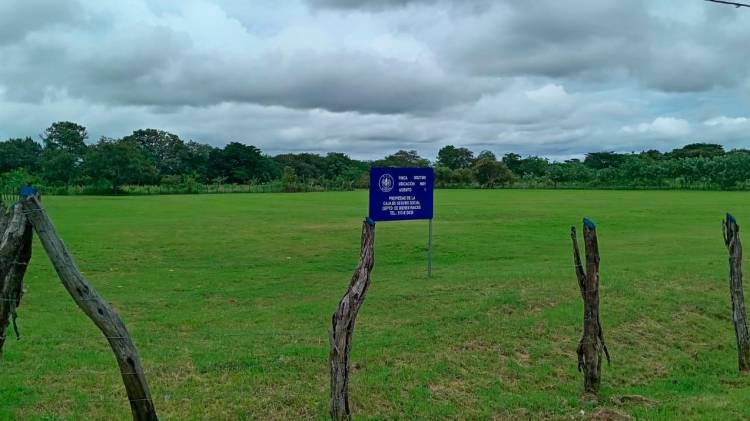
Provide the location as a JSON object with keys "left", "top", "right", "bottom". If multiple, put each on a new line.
{"left": 0, "top": 3, "right": 496, "bottom": 114}
{"left": 1, "top": 0, "right": 749, "bottom": 159}
{"left": 0, "top": 0, "right": 83, "bottom": 45}
{"left": 309, "top": 0, "right": 429, "bottom": 8}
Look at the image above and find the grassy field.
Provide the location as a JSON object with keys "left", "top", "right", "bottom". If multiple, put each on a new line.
{"left": 2, "top": 190, "right": 750, "bottom": 420}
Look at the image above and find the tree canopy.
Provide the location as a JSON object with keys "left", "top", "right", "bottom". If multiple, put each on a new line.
{"left": 2, "top": 121, "right": 750, "bottom": 194}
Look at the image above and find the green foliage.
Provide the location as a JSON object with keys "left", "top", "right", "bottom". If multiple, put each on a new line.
{"left": 159, "top": 173, "right": 202, "bottom": 193}
{"left": 183, "top": 141, "right": 214, "bottom": 181}
{"left": 375, "top": 150, "right": 431, "bottom": 168}
{"left": 281, "top": 166, "right": 299, "bottom": 192}
{"left": 501, "top": 152, "right": 522, "bottom": 173}
{"left": 41, "top": 121, "right": 88, "bottom": 157}
{"left": 5, "top": 122, "right": 750, "bottom": 194}
{"left": 669, "top": 143, "right": 725, "bottom": 159}
{"left": 437, "top": 145, "right": 474, "bottom": 169}
{"left": 40, "top": 148, "right": 81, "bottom": 186}
{"left": 274, "top": 152, "right": 368, "bottom": 188}
{"left": 275, "top": 153, "right": 327, "bottom": 181}
{"left": 84, "top": 138, "right": 158, "bottom": 192}
{"left": 123, "top": 129, "right": 189, "bottom": 176}
{"left": 516, "top": 156, "right": 549, "bottom": 177}
{"left": 476, "top": 150, "right": 497, "bottom": 161}
{"left": 209, "top": 142, "right": 279, "bottom": 184}
{"left": 0, "top": 168, "right": 39, "bottom": 205}
{"left": 584, "top": 151, "right": 626, "bottom": 169}
{"left": 472, "top": 155, "right": 513, "bottom": 187}
{"left": 0, "top": 137, "right": 42, "bottom": 173}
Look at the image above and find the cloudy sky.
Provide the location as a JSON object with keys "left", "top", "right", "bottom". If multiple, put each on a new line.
{"left": 1, "top": 0, "right": 750, "bottom": 160}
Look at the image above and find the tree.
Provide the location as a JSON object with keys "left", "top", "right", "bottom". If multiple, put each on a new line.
{"left": 711, "top": 152, "right": 750, "bottom": 189}
{"left": 641, "top": 149, "right": 663, "bottom": 160}
{"left": 437, "top": 145, "right": 474, "bottom": 169}
{"left": 281, "top": 166, "right": 298, "bottom": 191}
{"left": 274, "top": 153, "right": 326, "bottom": 181}
{"left": 41, "top": 149, "right": 81, "bottom": 185}
{"left": 374, "top": 150, "right": 430, "bottom": 168}
{"left": 476, "top": 150, "right": 497, "bottom": 162}
{"left": 517, "top": 156, "right": 550, "bottom": 177}
{"left": 472, "top": 155, "right": 513, "bottom": 187}
{"left": 41, "top": 121, "right": 88, "bottom": 157}
{"left": 209, "top": 142, "right": 279, "bottom": 183}
{"left": 616, "top": 155, "right": 664, "bottom": 187}
{"left": 550, "top": 161, "right": 594, "bottom": 185}
{"left": 454, "top": 168, "right": 474, "bottom": 185}
{"left": 584, "top": 152, "right": 625, "bottom": 169}
{"left": 40, "top": 122, "right": 89, "bottom": 184}
{"left": 435, "top": 166, "right": 454, "bottom": 187}
{"left": 184, "top": 141, "right": 216, "bottom": 182}
{"left": 84, "top": 138, "right": 158, "bottom": 192}
{"left": 547, "top": 163, "right": 567, "bottom": 187}
{"left": 669, "top": 143, "right": 725, "bottom": 159}
{"left": 502, "top": 153, "right": 522, "bottom": 173}
{"left": 123, "top": 129, "right": 189, "bottom": 176}
{"left": 0, "top": 137, "right": 42, "bottom": 173}
{"left": 323, "top": 153, "right": 354, "bottom": 180}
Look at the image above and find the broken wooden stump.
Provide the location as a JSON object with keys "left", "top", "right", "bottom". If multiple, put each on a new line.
{"left": 329, "top": 218, "right": 376, "bottom": 421}
{"left": 0, "top": 204, "right": 32, "bottom": 352}
{"left": 571, "top": 218, "right": 610, "bottom": 396}
{"left": 723, "top": 213, "right": 750, "bottom": 372}
{"left": 20, "top": 196, "right": 158, "bottom": 421}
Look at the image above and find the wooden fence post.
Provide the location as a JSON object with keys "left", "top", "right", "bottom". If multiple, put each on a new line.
{"left": 723, "top": 213, "right": 750, "bottom": 372}
{"left": 329, "top": 218, "right": 376, "bottom": 420}
{"left": 571, "top": 218, "right": 610, "bottom": 396}
{"left": 20, "top": 196, "right": 158, "bottom": 421}
{"left": 0, "top": 205, "right": 32, "bottom": 352}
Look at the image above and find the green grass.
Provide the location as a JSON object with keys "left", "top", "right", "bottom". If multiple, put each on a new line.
{"left": 2, "top": 190, "right": 750, "bottom": 419}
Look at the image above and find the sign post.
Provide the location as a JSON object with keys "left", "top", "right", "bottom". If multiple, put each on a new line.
{"left": 369, "top": 167, "right": 435, "bottom": 276}
{"left": 428, "top": 218, "right": 433, "bottom": 277}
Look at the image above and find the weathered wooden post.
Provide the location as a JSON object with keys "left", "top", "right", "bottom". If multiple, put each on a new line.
{"left": 0, "top": 204, "right": 32, "bottom": 352}
{"left": 571, "top": 218, "right": 610, "bottom": 397}
{"left": 723, "top": 213, "right": 750, "bottom": 372}
{"left": 329, "top": 218, "right": 375, "bottom": 420}
{"left": 20, "top": 196, "right": 158, "bottom": 421}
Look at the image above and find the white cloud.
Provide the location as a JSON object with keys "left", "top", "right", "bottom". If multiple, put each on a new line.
{"left": 704, "top": 116, "right": 750, "bottom": 127}
{"left": 525, "top": 84, "right": 572, "bottom": 106}
{"left": 621, "top": 117, "right": 691, "bottom": 138}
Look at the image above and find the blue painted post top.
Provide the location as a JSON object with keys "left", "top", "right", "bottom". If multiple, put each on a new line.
{"left": 369, "top": 167, "right": 434, "bottom": 222}
{"left": 19, "top": 186, "right": 38, "bottom": 198}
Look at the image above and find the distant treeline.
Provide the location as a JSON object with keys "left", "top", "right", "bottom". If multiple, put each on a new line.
{"left": 1, "top": 121, "right": 750, "bottom": 195}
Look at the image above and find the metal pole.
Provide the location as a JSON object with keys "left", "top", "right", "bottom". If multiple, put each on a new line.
{"left": 428, "top": 218, "right": 433, "bottom": 277}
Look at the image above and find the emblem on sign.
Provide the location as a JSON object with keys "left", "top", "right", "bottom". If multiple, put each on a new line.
{"left": 379, "top": 174, "right": 394, "bottom": 192}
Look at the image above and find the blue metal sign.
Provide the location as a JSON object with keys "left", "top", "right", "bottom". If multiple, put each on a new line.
{"left": 369, "top": 167, "right": 434, "bottom": 222}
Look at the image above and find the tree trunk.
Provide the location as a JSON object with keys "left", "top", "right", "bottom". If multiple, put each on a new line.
{"left": 571, "top": 218, "right": 609, "bottom": 396}
{"left": 723, "top": 213, "right": 750, "bottom": 371}
{"left": 0, "top": 205, "right": 32, "bottom": 352}
{"left": 329, "top": 219, "right": 375, "bottom": 420}
{"left": 20, "top": 196, "right": 158, "bottom": 421}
